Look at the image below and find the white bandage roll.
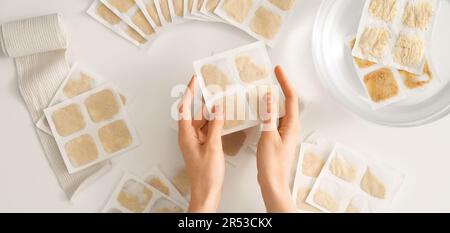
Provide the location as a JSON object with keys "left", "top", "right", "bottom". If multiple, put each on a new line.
{"left": 0, "top": 14, "right": 67, "bottom": 57}
{"left": 0, "top": 26, "right": 5, "bottom": 56}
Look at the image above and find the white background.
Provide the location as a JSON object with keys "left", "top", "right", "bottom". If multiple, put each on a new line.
{"left": 0, "top": 0, "right": 449, "bottom": 212}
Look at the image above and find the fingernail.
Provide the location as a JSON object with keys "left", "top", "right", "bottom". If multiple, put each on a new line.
{"left": 214, "top": 105, "right": 223, "bottom": 115}
{"left": 213, "top": 105, "right": 224, "bottom": 120}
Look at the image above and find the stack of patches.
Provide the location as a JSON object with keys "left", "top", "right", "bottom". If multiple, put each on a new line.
{"left": 87, "top": 0, "right": 298, "bottom": 49}
{"left": 291, "top": 132, "right": 405, "bottom": 213}
{"left": 189, "top": 42, "right": 286, "bottom": 167}
{"left": 103, "top": 168, "right": 189, "bottom": 213}
{"left": 349, "top": 0, "right": 443, "bottom": 109}
{"left": 40, "top": 63, "right": 140, "bottom": 174}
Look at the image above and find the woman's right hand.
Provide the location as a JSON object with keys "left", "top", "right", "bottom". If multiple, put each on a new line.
{"left": 256, "top": 66, "right": 300, "bottom": 213}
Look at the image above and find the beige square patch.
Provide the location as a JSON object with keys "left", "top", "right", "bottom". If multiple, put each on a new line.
{"left": 361, "top": 169, "right": 386, "bottom": 199}
{"left": 201, "top": 64, "right": 232, "bottom": 95}
{"left": 65, "top": 134, "right": 99, "bottom": 168}
{"left": 400, "top": 62, "right": 433, "bottom": 89}
{"left": 197, "top": 0, "right": 204, "bottom": 10}
{"left": 52, "top": 104, "right": 86, "bottom": 137}
{"left": 146, "top": 2, "right": 162, "bottom": 27}
{"left": 302, "top": 153, "right": 326, "bottom": 178}
{"left": 188, "top": 0, "right": 194, "bottom": 12}
{"left": 85, "top": 89, "right": 120, "bottom": 123}
{"left": 108, "top": 0, "right": 136, "bottom": 13}
{"left": 63, "top": 73, "right": 93, "bottom": 98}
{"left": 205, "top": 0, "right": 220, "bottom": 13}
{"left": 358, "top": 27, "right": 391, "bottom": 59}
{"left": 314, "top": 189, "right": 339, "bottom": 212}
{"left": 161, "top": 0, "right": 172, "bottom": 22}
{"left": 250, "top": 6, "right": 282, "bottom": 40}
{"left": 346, "top": 202, "right": 360, "bottom": 213}
{"left": 296, "top": 187, "right": 321, "bottom": 212}
{"left": 173, "top": 0, "right": 184, "bottom": 16}
{"left": 98, "top": 120, "right": 133, "bottom": 154}
{"left": 151, "top": 199, "right": 183, "bottom": 213}
{"left": 235, "top": 55, "right": 269, "bottom": 84}
{"left": 368, "top": 0, "right": 397, "bottom": 22}
{"left": 117, "top": 180, "right": 153, "bottom": 213}
{"left": 97, "top": 3, "right": 121, "bottom": 25}
{"left": 364, "top": 68, "right": 399, "bottom": 102}
{"left": 402, "top": 1, "right": 433, "bottom": 30}
{"left": 330, "top": 155, "right": 357, "bottom": 182}
{"left": 147, "top": 177, "right": 170, "bottom": 196}
{"left": 222, "top": 131, "right": 247, "bottom": 156}
{"left": 393, "top": 34, "right": 424, "bottom": 67}
{"left": 132, "top": 10, "right": 155, "bottom": 35}
{"left": 223, "top": 0, "right": 254, "bottom": 23}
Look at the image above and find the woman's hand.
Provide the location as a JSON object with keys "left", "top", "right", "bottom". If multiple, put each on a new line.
{"left": 257, "top": 66, "right": 300, "bottom": 213}
{"left": 178, "top": 76, "right": 225, "bottom": 213}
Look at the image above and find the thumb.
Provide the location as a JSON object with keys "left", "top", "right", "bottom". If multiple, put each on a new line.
{"left": 260, "top": 92, "right": 279, "bottom": 137}
{"left": 207, "top": 105, "right": 225, "bottom": 142}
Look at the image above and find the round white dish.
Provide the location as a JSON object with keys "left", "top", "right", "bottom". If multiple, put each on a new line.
{"left": 312, "top": 0, "right": 450, "bottom": 127}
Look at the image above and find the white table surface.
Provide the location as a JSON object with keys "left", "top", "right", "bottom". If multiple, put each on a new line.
{"left": 1, "top": 0, "right": 449, "bottom": 213}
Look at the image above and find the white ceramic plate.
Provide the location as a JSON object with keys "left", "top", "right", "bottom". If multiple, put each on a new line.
{"left": 312, "top": 0, "right": 450, "bottom": 127}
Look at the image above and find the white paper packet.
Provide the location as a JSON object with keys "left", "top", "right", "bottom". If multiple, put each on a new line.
{"left": 44, "top": 83, "right": 140, "bottom": 174}
{"left": 36, "top": 63, "right": 130, "bottom": 135}
{"left": 103, "top": 172, "right": 186, "bottom": 213}
{"left": 99, "top": 0, "right": 160, "bottom": 37}
{"left": 136, "top": 0, "right": 164, "bottom": 29}
{"left": 87, "top": 0, "right": 152, "bottom": 48}
{"left": 291, "top": 132, "right": 334, "bottom": 213}
{"left": 199, "top": 0, "right": 225, "bottom": 22}
{"left": 191, "top": 0, "right": 215, "bottom": 21}
{"left": 347, "top": 35, "right": 441, "bottom": 109}
{"left": 154, "top": 0, "right": 184, "bottom": 25}
{"left": 352, "top": 0, "right": 442, "bottom": 75}
{"left": 154, "top": 0, "right": 175, "bottom": 26}
{"left": 183, "top": 0, "right": 194, "bottom": 19}
{"left": 141, "top": 166, "right": 189, "bottom": 207}
{"left": 183, "top": 0, "right": 198, "bottom": 20}
{"left": 291, "top": 143, "right": 333, "bottom": 213}
{"left": 214, "top": 0, "right": 298, "bottom": 47}
{"left": 37, "top": 63, "right": 130, "bottom": 135}
{"left": 35, "top": 63, "right": 103, "bottom": 135}
{"left": 306, "top": 144, "right": 405, "bottom": 213}
{"left": 169, "top": 0, "right": 187, "bottom": 23}
{"left": 193, "top": 41, "right": 286, "bottom": 135}
{"left": 184, "top": 0, "right": 209, "bottom": 21}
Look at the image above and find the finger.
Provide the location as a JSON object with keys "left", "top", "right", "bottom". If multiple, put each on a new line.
{"left": 192, "top": 103, "right": 207, "bottom": 130}
{"left": 206, "top": 105, "right": 225, "bottom": 143}
{"left": 260, "top": 92, "right": 280, "bottom": 138}
{"left": 178, "top": 76, "right": 196, "bottom": 133}
{"left": 193, "top": 104, "right": 208, "bottom": 143}
{"left": 275, "top": 66, "right": 299, "bottom": 135}
{"left": 275, "top": 66, "right": 299, "bottom": 116}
